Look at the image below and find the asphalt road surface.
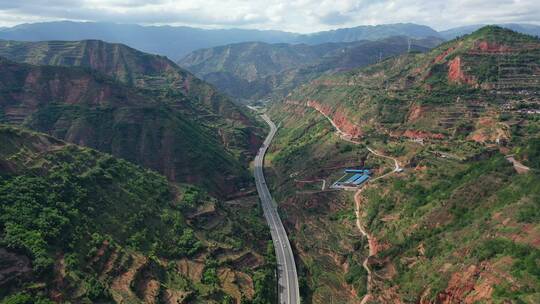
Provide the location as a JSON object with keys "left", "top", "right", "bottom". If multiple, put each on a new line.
{"left": 254, "top": 114, "right": 300, "bottom": 304}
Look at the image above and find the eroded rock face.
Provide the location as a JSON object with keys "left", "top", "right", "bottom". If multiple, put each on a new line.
{"left": 420, "top": 262, "right": 499, "bottom": 304}
{"left": 333, "top": 111, "right": 364, "bottom": 138}
{"left": 1, "top": 63, "right": 137, "bottom": 117}
{"left": 307, "top": 100, "right": 363, "bottom": 138}
{"left": 447, "top": 57, "right": 476, "bottom": 86}
{"left": 474, "top": 41, "right": 511, "bottom": 53}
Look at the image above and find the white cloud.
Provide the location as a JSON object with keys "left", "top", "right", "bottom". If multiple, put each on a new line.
{"left": 0, "top": 0, "right": 538, "bottom": 32}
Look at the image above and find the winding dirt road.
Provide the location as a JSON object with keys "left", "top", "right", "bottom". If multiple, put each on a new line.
{"left": 308, "top": 103, "right": 401, "bottom": 303}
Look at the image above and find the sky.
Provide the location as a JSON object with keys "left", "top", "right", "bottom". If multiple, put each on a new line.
{"left": 0, "top": 0, "right": 538, "bottom": 32}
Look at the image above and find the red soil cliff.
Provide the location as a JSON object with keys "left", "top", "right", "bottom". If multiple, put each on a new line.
{"left": 474, "top": 41, "right": 511, "bottom": 53}
{"left": 447, "top": 57, "right": 476, "bottom": 85}
{"left": 307, "top": 100, "right": 363, "bottom": 138}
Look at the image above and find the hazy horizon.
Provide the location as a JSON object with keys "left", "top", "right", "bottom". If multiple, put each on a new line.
{"left": 0, "top": 1, "right": 538, "bottom": 33}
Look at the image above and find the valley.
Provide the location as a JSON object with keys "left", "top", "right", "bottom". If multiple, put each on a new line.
{"left": 179, "top": 37, "right": 442, "bottom": 101}
{"left": 0, "top": 37, "right": 273, "bottom": 303}
{"left": 0, "top": 15, "right": 539, "bottom": 304}
{"left": 254, "top": 114, "right": 300, "bottom": 304}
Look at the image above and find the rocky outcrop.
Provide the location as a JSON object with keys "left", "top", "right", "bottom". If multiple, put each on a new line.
{"left": 447, "top": 57, "right": 476, "bottom": 86}
{"left": 421, "top": 262, "right": 500, "bottom": 304}
{"left": 474, "top": 41, "right": 511, "bottom": 53}
{"left": 333, "top": 110, "right": 364, "bottom": 138}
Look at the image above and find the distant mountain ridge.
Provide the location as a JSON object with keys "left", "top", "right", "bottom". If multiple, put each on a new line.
{"left": 1, "top": 21, "right": 538, "bottom": 61}
{"left": 294, "top": 23, "right": 440, "bottom": 44}
{"left": 179, "top": 36, "right": 443, "bottom": 100}
{"left": 0, "top": 21, "right": 298, "bottom": 60}
{"left": 0, "top": 22, "right": 442, "bottom": 61}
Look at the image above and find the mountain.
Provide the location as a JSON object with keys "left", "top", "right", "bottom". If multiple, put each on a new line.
{"left": 0, "top": 39, "right": 255, "bottom": 124}
{"left": 294, "top": 23, "right": 441, "bottom": 44}
{"left": 178, "top": 41, "right": 338, "bottom": 100}
{"left": 179, "top": 36, "right": 443, "bottom": 100}
{"left": 286, "top": 26, "right": 540, "bottom": 139}
{"left": 0, "top": 52, "right": 257, "bottom": 197}
{"left": 180, "top": 42, "right": 333, "bottom": 83}
{"left": 440, "top": 23, "right": 540, "bottom": 39}
{"left": 263, "top": 26, "right": 540, "bottom": 302}
{"left": 0, "top": 21, "right": 298, "bottom": 60}
{"left": 0, "top": 125, "right": 275, "bottom": 303}
{"left": 0, "top": 22, "right": 446, "bottom": 61}
{"left": 0, "top": 39, "right": 183, "bottom": 87}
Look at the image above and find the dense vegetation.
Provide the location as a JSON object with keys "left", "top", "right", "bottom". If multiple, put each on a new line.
{"left": 0, "top": 126, "right": 274, "bottom": 303}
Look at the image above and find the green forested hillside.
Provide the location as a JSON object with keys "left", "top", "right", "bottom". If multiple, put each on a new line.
{"left": 0, "top": 125, "right": 275, "bottom": 303}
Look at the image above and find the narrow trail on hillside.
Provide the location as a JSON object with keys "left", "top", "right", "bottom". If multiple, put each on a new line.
{"left": 308, "top": 103, "right": 401, "bottom": 303}
{"left": 354, "top": 188, "right": 374, "bottom": 304}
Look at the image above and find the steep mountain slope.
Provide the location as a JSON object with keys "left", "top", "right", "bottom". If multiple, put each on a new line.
{"left": 0, "top": 57, "right": 252, "bottom": 197}
{"left": 0, "top": 39, "right": 256, "bottom": 128}
{"left": 264, "top": 26, "right": 540, "bottom": 302}
{"left": 180, "top": 37, "right": 442, "bottom": 100}
{"left": 180, "top": 42, "right": 334, "bottom": 83}
{"left": 179, "top": 41, "right": 339, "bottom": 100}
{"left": 286, "top": 26, "right": 540, "bottom": 142}
{"left": 0, "top": 125, "right": 275, "bottom": 303}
